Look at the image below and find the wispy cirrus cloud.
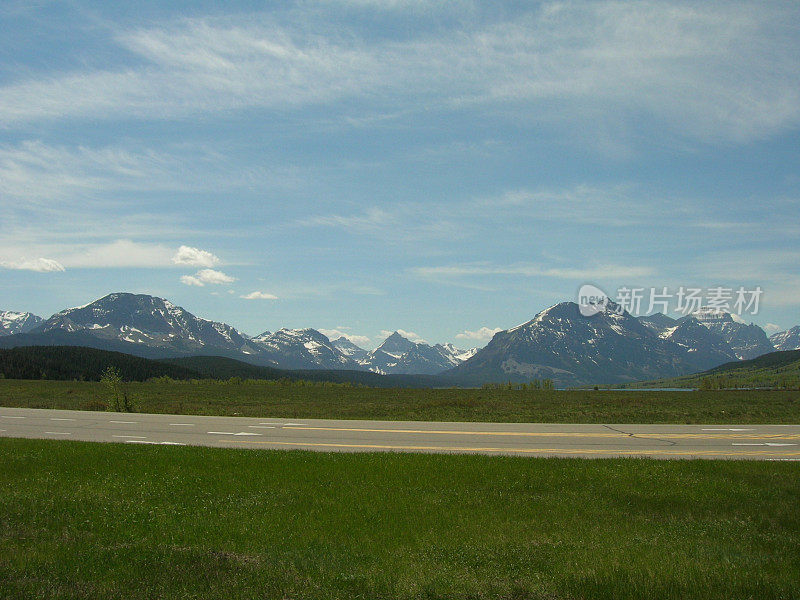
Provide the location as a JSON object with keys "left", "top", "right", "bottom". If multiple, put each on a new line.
{"left": 1, "top": 3, "right": 798, "bottom": 143}
{"left": 0, "top": 140, "right": 301, "bottom": 204}
{"left": 412, "top": 262, "right": 654, "bottom": 281}
{"left": 0, "top": 257, "right": 65, "bottom": 273}
{"left": 1, "top": 240, "right": 228, "bottom": 270}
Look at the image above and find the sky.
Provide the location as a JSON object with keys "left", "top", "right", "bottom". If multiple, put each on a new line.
{"left": 1, "top": 0, "right": 799, "bottom": 349}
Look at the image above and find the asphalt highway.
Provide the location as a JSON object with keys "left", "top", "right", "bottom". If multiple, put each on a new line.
{"left": 1, "top": 407, "right": 799, "bottom": 460}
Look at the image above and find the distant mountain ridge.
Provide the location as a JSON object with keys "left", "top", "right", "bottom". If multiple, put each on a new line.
{"left": 356, "top": 332, "right": 476, "bottom": 375}
{"left": 448, "top": 302, "right": 695, "bottom": 387}
{"left": 0, "top": 293, "right": 476, "bottom": 375}
{"left": 771, "top": 326, "right": 800, "bottom": 351}
{"left": 250, "top": 328, "right": 360, "bottom": 370}
{"left": 0, "top": 311, "right": 43, "bottom": 336}
{"left": 0, "top": 292, "right": 797, "bottom": 386}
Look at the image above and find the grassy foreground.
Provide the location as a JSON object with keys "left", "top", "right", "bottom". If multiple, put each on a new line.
{"left": 1, "top": 378, "right": 800, "bottom": 423}
{"left": 1, "top": 438, "right": 798, "bottom": 599}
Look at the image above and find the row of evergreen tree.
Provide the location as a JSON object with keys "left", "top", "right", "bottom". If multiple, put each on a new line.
{"left": 0, "top": 346, "right": 201, "bottom": 382}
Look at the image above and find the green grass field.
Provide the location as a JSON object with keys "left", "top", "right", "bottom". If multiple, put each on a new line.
{"left": 1, "top": 378, "right": 799, "bottom": 424}
{"left": 1, "top": 437, "right": 798, "bottom": 599}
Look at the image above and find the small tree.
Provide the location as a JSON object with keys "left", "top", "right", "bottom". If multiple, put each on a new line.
{"left": 101, "top": 366, "right": 133, "bottom": 412}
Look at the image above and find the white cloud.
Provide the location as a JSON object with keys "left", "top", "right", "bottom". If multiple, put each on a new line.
{"left": 0, "top": 240, "right": 223, "bottom": 270}
{"left": 0, "top": 257, "right": 65, "bottom": 272}
{"left": 59, "top": 240, "right": 173, "bottom": 268}
{"left": 180, "top": 274, "right": 205, "bottom": 287}
{"left": 318, "top": 328, "right": 371, "bottom": 346}
{"left": 180, "top": 268, "right": 236, "bottom": 286}
{"left": 241, "top": 291, "right": 278, "bottom": 300}
{"left": 456, "top": 326, "right": 503, "bottom": 342}
{"left": 764, "top": 323, "right": 782, "bottom": 334}
{"left": 380, "top": 329, "right": 426, "bottom": 344}
{"left": 1, "top": 3, "right": 797, "bottom": 143}
{"left": 172, "top": 245, "right": 221, "bottom": 268}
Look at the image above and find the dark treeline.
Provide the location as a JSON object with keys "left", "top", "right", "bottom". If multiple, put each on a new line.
{"left": 0, "top": 346, "right": 451, "bottom": 388}
{"left": 0, "top": 346, "right": 202, "bottom": 382}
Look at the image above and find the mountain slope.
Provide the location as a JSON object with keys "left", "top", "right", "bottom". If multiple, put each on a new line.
{"left": 251, "top": 328, "right": 359, "bottom": 370}
{"left": 682, "top": 308, "right": 773, "bottom": 360}
{"left": 331, "top": 337, "right": 370, "bottom": 362}
{"left": 771, "top": 326, "right": 800, "bottom": 351}
{"left": 637, "top": 313, "right": 677, "bottom": 333}
{"left": 447, "top": 302, "right": 705, "bottom": 387}
{"left": 0, "top": 311, "right": 43, "bottom": 336}
{"left": 614, "top": 349, "right": 800, "bottom": 390}
{"left": 33, "top": 293, "right": 261, "bottom": 357}
{"left": 657, "top": 317, "right": 738, "bottom": 371}
{"left": 359, "top": 332, "right": 475, "bottom": 375}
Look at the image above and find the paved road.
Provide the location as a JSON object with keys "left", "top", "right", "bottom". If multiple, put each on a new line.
{"left": 1, "top": 407, "right": 799, "bottom": 459}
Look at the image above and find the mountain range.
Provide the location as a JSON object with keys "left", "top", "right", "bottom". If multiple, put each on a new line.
{"left": 0, "top": 310, "right": 43, "bottom": 336}
{"left": 0, "top": 292, "right": 798, "bottom": 386}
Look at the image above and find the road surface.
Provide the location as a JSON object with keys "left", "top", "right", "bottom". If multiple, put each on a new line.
{"left": 1, "top": 407, "right": 799, "bottom": 459}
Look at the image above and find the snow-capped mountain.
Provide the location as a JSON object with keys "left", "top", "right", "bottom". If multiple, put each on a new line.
{"left": 448, "top": 302, "right": 712, "bottom": 387}
{"left": 679, "top": 308, "right": 774, "bottom": 360}
{"left": 771, "top": 326, "right": 800, "bottom": 351}
{"left": 637, "top": 313, "right": 677, "bottom": 333}
{"left": 657, "top": 317, "right": 738, "bottom": 370}
{"left": 358, "top": 332, "right": 476, "bottom": 375}
{"left": 0, "top": 292, "right": 787, "bottom": 383}
{"left": 0, "top": 311, "right": 43, "bottom": 336}
{"left": 331, "top": 337, "right": 370, "bottom": 362}
{"left": 440, "top": 342, "right": 479, "bottom": 364}
{"left": 251, "top": 328, "right": 359, "bottom": 370}
{"left": 20, "top": 293, "right": 262, "bottom": 359}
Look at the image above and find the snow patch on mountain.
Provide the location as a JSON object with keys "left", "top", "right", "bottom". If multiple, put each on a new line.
{"left": 0, "top": 311, "right": 43, "bottom": 336}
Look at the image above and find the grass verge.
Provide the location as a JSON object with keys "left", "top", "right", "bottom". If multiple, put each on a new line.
{"left": 1, "top": 437, "right": 799, "bottom": 599}
{"left": 1, "top": 378, "right": 799, "bottom": 423}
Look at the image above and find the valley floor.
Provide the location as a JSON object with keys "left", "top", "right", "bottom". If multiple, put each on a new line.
{"left": 2, "top": 438, "right": 798, "bottom": 599}
{"left": 1, "top": 379, "right": 799, "bottom": 424}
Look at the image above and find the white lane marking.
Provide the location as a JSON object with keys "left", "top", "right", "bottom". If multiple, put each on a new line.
{"left": 112, "top": 435, "right": 146, "bottom": 439}
{"left": 50, "top": 418, "right": 76, "bottom": 421}
{"left": 1, "top": 416, "right": 25, "bottom": 419}
{"left": 259, "top": 423, "right": 288, "bottom": 426}
{"left": 732, "top": 442, "right": 797, "bottom": 447}
{"left": 109, "top": 420, "right": 138, "bottom": 424}
{"left": 702, "top": 428, "right": 754, "bottom": 431}
{"left": 44, "top": 431, "right": 71, "bottom": 435}
{"left": 248, "top": 425, "right": 276, "bottom": 429}
{"left": 125, "top": 440, "right": 186, "bottom": 445}
{"left": 169, "top": 423, "right": 194, "bottom": 426}
{"left": 0, "top": 429, "right": 5, "bottom": 432}
{"left": 207, "top": 431, "right": 261, "bottom": 436}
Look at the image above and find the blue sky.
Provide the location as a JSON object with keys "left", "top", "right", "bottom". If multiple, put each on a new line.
{"left": 1, "top": 0, "right": 799, "bottom": 348}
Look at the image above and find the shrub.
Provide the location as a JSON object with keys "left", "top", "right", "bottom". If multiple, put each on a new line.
{"left": 100, "top": 366, "right": 134, "bottom": 412}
